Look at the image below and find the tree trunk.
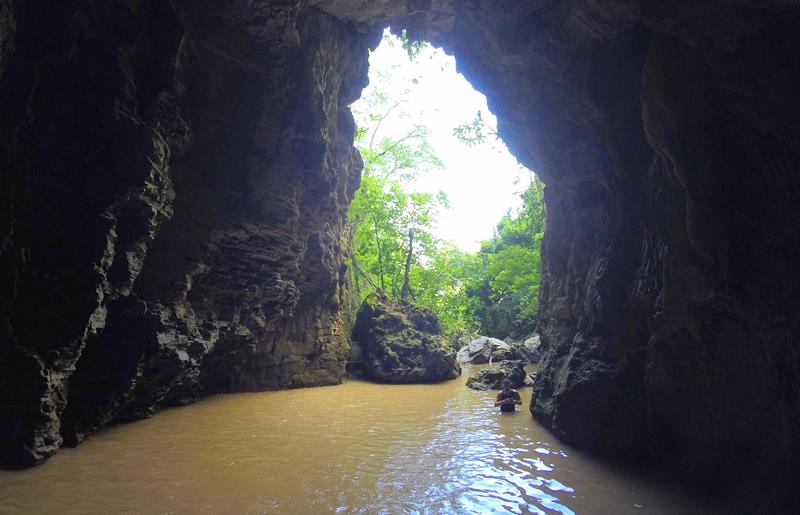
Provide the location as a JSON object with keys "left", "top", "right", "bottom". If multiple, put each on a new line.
{"left": 401, "top": 229, "right": 413, "bottom": 301}
{"left": 369, "top": 211, "right": 385, "bottom": 291}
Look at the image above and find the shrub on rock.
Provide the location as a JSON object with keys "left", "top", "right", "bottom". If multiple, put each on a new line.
{"left": 351, "top": 292, "right": 461, "bottom": 383}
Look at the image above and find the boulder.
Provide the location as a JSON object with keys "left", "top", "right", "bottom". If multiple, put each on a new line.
{"left": 465, "top": 360, "right": 527, "bottom": 391}
{"left": 351, "top": 293, "right": 461, "bottom": 383}
{"left": 523, "top": 371, "right": 536, "bottom": 387}
{"left": 457, "top": 335, "right": 544, "bottom": 364}
{"left": 519, "top": 334, "right": 544, "bottom": 363}
{"left": 456, "top": 336, "right": 519, "bottom": 365}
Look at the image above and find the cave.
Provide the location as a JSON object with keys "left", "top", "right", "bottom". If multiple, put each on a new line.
{"left": 1, "top": 0, "right": 799, "bottom": 509}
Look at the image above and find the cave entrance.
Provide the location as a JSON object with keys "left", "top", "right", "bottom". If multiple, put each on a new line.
{"left": 348, "top": 29, "right": 545, "bottom": 340}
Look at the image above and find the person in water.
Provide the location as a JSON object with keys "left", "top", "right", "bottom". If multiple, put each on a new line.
{"left": 495, "top": 379, "right": 522, "bottom": 412}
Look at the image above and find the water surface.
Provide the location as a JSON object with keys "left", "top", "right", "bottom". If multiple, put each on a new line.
{"left": 0, "top": 366, "right": 713, "bottom": 514}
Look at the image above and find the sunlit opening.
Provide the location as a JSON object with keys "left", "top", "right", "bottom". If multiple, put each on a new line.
{"left": 350, "top": 29, "right": 532, "bottom": 252}
{"left": 348, "top": 29, "right": 545, "bottom": 339}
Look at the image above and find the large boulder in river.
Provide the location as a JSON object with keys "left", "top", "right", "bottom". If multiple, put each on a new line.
{"left": 520, "top": 334, "right": 544, "bottom": 363}
{"left": 502, "top": 334, "right": 545, "bottom": 363}
{"left": 351, "top": 293, "right": 461, "bottom": 383}
{"left": 456, "top": 336, "right": 525, "bottom": 365}
{"left": 465, "top": 361, "right": 528, "bottom": 391}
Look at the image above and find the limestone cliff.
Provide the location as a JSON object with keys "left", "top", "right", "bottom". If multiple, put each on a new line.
{"left": 2, "top": 2, "right": 800, "bottom": 509}
{"left": 0, "top": 0, "right": 375, "bottom": 467}
{"left": 314, "top": 0, "right": 800, "bottom": 504}
{"left": 313, "top": 0, "right": 798, "bottom": 462}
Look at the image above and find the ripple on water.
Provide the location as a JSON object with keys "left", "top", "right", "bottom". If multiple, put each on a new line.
{"left": 0, "top": 366, "right": 716, "bottom": 514}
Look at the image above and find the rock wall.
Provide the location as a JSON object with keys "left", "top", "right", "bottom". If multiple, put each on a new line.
{"left": 2, "top": 1, "right": 800, "bottom": 506}
{"left": 315, "top": 0, "right": 800, "bottom": 504}
{"left": 350, "top": 292, "right": 460, "bottom": 383}
{"left": 0, "top": 0, "right": 375, "bottom": 467}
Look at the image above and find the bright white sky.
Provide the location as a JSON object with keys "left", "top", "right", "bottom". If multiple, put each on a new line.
{"left": 351, "top": 31, "right": 533, "bottom": 252}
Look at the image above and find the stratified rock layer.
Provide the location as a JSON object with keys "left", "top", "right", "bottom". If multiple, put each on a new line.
{"left": 2, "top": 2, "right": 800, "bottom": 508}
{"left": 351, "top": 293, "right": 460, "bottom": 383}
{"left": 317, "top": 0, "right": 800, "bottom": 505}
{"left": 0, "top": 1, "right": 376, "bottom": 466}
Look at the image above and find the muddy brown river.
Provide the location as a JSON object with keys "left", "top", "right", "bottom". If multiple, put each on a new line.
{"left": 0, "top": 366, "right": 717, "bottom": 514}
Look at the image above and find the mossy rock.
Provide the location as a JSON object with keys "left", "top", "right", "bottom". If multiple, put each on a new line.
{"left": 465, "top": 360, "right": 527, "bottom": 391}
{"left": 351, "top": 292, "right": 461, "bottom": 383}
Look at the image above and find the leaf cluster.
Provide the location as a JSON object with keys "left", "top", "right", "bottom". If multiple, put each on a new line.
{"left": 348, "top": 32, "right": 545, "bottom": 340}
{"left": 468, "top": 178, "right": 546, "bottom": 337}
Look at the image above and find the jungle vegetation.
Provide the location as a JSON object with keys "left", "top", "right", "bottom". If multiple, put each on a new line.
{"left": 347, "top": 35, "right": 545, "bottom": 340}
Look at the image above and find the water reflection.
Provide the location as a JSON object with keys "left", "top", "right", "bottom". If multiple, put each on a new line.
{"left": 421, "top": 393, "right": 578, "bottom": 515}
{"left": 0, "top": 366, "right": 712, "bottom": 514}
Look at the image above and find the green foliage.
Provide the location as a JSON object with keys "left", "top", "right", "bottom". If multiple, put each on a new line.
{"left": 381, "top": 28, "right": 427, "bottom": 61}
{"left": 409, "top": 242, "right": 482, "bottom": 336}
{"left": 348, "top": 173, "right": 446, "bottom": 296}
{"left": 349, "top": 35, "right": 470, "bottom": 335}
{"left": 398, "top": 29, "right": 426, "bottom": 60}
{"left": 452, "top": 111, "right": 493, "bottom": 147}
{"left": 468, "top": 178, "right": 546, "bottom": 337}
{"left": 348, "top": 32, "right": 546, "bottom": 340}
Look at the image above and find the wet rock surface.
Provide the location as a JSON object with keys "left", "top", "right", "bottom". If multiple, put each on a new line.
{"left": 350, "top": 293, "right": 460, "bottom": 383}
{"left": 315, "top": 1, "right": 800, "bottom": 505}
{"left": 508, "top": 334, "right": 544, "bottom": 364}
{"left": 456, "top": 335, "right": 540, "bottom": 365}
{"left": 520, "top": 335, "right": 543, "bottom": 363}
{"left": 0, "top": 1, "right": 376, "bottom": 466}
{"left": 456, "top": 336, "right": 516, "bottom": 365}
{"left": 2, "top": 2, "right": 800, "bottom": 508}
{"left": 465, "top": 361, "right": 527, "bottom": 391}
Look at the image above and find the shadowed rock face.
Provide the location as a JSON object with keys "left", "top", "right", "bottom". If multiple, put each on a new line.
{"left": 351, "top": 293, "right": 460, "bottom": 383}
{"left": 316, "top": 3, "right": 800, "bottom": 493}
{"left": 465, "top": 360, "right": 527, "bottom": 391}
{"left": 0, "top": 0, "right": 376, "bottom": 466}
{"left": 2, "top": 1, "right": 800, "bottom": 505}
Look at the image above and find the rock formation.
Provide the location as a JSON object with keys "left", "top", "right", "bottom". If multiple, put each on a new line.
{"left": 455, "top": 335, "right": 538, "bottom": 365}
{"left": 350, "top": 293, "right": 460, "bottom": 383}
{"left": 0, "top": 0, "right": 376, "bottom": 467}
{"left": 465, "top": 360, "right": 527, "bottom": 391}
{"left": 456, "top": 336, "right": 515, "bottom": 365}
{"left": 312, "top": 2, "right": 800, "bottom": 506}
{"left": 2, "top": 1, "right": 800, "bottom": 508}
{"left": 520, "top": 335, "right": 543, "bottom": 363}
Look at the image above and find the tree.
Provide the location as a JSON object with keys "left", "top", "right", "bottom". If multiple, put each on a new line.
{"left": 348, "top": 34, "right": 447, "bottom": 307}
{"left": 467, "top": 177, "right": 545, "bottom": 337}
{"left": 348, "top": 31, "right": 546, "bottom": 339}
{"left": 451, "top": 104, "right": 546, "bottom": 338}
